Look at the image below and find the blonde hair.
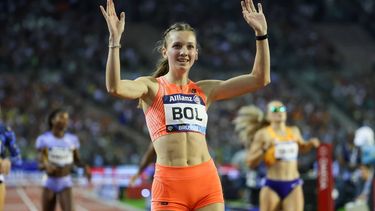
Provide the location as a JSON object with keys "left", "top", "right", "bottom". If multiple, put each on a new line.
{"left": 233, "top": 105, "right": 269, "bottom": 148}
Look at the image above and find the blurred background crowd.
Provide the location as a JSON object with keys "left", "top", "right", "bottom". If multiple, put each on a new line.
{"left": 1, "top": 0, "right": 374, "bottom": 210}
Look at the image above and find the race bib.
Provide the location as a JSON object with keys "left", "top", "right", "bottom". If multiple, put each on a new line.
{"left": 274, "top": 141, "right": 298, "bottom": 160}
{"left": 163, "top": 94, "right": 208, "bottom": 134}
{"left": 48, "top": 147, "right": 73, "bottom": 166}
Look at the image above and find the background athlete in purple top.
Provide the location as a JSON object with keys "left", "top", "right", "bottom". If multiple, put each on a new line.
{"left": 36, "top": 108, "right": 91, "bottom": 211}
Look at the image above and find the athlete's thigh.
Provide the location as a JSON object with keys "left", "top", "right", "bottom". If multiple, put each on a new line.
{"left": 42, "top": 187, "right": 57, "bottom": 211}
{"left": 58, "top": 187, "right": 74, "bottom": 211}
{"left": 260, "top": 187, "right": 281, "bottom": 211}
{"left": 282, "top": 186, "right": 304, "bottom": 211}
{"left": 0, "top": 184, "right": 5, "bottom": 211}
{"left": 195, "top": 202, "right": 224, "bottom": 211}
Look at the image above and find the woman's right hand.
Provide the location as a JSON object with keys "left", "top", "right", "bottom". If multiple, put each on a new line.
{"left": 100, "top": 0, "right": 125, "bottom": 44}
{"left": 241, "top": 0, "right": 267, "bottom": 36}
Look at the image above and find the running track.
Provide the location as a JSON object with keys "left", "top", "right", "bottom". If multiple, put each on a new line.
{"left": 4, "top": 186, "right": 143, "bottom": 211}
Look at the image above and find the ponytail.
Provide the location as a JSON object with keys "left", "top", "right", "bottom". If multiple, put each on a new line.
{"left": 152, "top": 58, "right": 169, "bottom": 78}
{"left": 233, "top": 105, "right": 269, "bottom": 148}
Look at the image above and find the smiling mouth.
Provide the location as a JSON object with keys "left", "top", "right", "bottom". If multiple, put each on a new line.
{"left": 177, "top": 61, "right": 190, "bottom": 66}
{"left": 177, "top": 57, "right": 189, "bottom": 62}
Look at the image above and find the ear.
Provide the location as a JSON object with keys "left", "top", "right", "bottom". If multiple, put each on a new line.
{"left": 195, "top": 49, "right": 199, "bottom": 61}
{"left": 162, "top": 47, "right": 167, "bottom": 59}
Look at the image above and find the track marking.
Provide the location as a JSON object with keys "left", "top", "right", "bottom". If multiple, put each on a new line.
{"left": 16, "top": 187, "right": 38, "bottom": 211}
{"left": 76, "top": 204, "right": 89, "bottom": 211}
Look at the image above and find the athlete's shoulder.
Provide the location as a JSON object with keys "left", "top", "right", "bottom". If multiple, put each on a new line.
{"left": 136, "top": 76, "right": 158, "bottom": 84}
{"left": 37, "top": 131, "right": 52, "bottom": 139}
{"left": 254, "top": 127, "right": 268, "bottom": 138}
{"left": 259, "top": 125, "right": 271, "bottom": 133}
{"left": 35, "top": 131, "right": 52, "bottom": 149}
{"left": 288, "top": 126, "right": 299, "bottom": 132}
{"left": 65, "top": 132, "right": 78, "bottom": 139}
{"left": 195, "top": 79, "right": 220, "bottom": 88}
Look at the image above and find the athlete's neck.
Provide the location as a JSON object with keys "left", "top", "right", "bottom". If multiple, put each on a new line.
{"left": 52, "top": 128, "right": 65, "bottom": 138}
{"left": 164, "top": 72, "right": 189, "bottom": 86}
{"left": 270, "top": 122, "right": 286, "bottom": 133}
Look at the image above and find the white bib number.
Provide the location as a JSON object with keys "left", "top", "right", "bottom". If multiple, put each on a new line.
{"left": 163, "top": 94, "right": 208, "bottom": 134}
{"left": 274, "top": 141, "right": 298, "bottom": 160}
{"left": 48, "top": 147, "right": 73, "bottom": 166}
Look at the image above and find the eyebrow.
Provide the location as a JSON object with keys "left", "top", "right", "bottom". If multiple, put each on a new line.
{"left": 269, "top": 105, "right": 284, "bottom": 110}
{"left": 171, "top": 41, "right": 195, "bottom": 44}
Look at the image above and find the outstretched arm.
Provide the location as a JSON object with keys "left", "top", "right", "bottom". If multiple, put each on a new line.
{"left": 100, "top": 0, "right": 149, "bottom": 99}
{"left": 73, "top": 150, "right": 91, "bottom": 182}
{"left": 129, "top": 143, "right": 156, "bottom": 186}
{"left": 293, "top": 126, "right": 320, "bottom": 154}
{"left": 201, "top": 0, "right": 270, "bottom": 103}
{"left": 37, "top": 148, "right": 57, "bottom": 174}
{"left": 247, "top": 130, "right": 269, "bottom": 169}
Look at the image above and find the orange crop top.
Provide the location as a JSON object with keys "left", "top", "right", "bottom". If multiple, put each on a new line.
{"left": 144, "top": 76, "right": 208, "bottom": 141}
{"left": 263, "top": 126, "right": 299, "bottom": 166}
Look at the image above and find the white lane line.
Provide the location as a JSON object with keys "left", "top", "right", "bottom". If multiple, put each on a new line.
{"left": 76, "top": 204, "right": 89, "bottom": 211}
{"left": 16, "top": 187, "right": 38, "bottom": 211}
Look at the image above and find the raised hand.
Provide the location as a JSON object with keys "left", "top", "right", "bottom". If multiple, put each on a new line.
{"left": 241, "top": 0, "right": 267, "bottom": 36}
{"left": 100, "top": 0, "right": 125, "bottom": 44}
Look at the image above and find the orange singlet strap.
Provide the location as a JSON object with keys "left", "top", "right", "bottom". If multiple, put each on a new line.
{"left": 267, "top": 126, "right": 295, "bottom": 141}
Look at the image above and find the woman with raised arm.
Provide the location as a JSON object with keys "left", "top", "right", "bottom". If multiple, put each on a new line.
{"left": 100, "top": 0, "right": 270, "bottom": 210}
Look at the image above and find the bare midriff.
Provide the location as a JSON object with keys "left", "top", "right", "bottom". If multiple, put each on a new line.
{"left": 266, "top": 160, "right": 300, "bottom": 180}
{"left": 153, "top": 132, "right": 211, "bottom": 166}
{"left": 47, "top": 165, "right": 73, "bottom": 178}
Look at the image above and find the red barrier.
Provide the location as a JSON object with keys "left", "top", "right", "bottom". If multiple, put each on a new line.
{"left": 317, "top": 143, "right": 334, "bottom": 211}
{"left": 125, "top": 182, "right": 152, "bottom": 199}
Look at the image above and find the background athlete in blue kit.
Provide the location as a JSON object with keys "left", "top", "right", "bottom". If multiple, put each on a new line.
{"left": 0, "top": 106, "right": 22, "bottom": 211}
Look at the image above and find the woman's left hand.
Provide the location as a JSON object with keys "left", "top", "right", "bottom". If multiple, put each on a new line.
{"left": 310, "top": 138, "right": 320, "bottom": 148}
{"left": 241, "top": 0, "right": 267, "bottom": 36}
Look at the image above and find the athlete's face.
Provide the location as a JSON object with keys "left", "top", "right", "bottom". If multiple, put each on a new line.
{"left": 267, "top": 101, "right": 287, "bottom": 123}
{"left": 52, "top": 112, "right": 69, "bottom": 131}
{"left": 163, "top": 31, "right": 198, "bottom": 73}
